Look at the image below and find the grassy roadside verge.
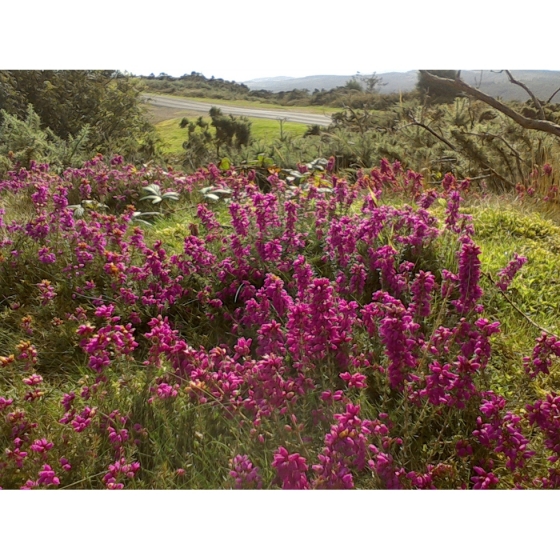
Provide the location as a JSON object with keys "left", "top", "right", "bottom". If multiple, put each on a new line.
{"left": 155, "top": 116, "right": 309, "bottom": 156}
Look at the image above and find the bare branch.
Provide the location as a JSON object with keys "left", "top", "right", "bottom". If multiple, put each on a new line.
{"left": 407, "top": 110, "right": 457, "bottom": 150}
{"left": 421, "top": 72, "right": 560, "bottom": 138}
{"left": 482, "top": 166, "right": 517, "bottom": 188}
{"left": 484, "top": 272, "right": 559, "bottom": 337}
{"left": 504, "top": 70, "right": 545, "bottom": 120}
{"left": 547, "top": 86, "right": 560, "bottom": 105}
{"left": 427, "top": 173, "right": 492, "bottom": 185}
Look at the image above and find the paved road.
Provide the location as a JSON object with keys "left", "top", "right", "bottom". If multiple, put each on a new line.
{"left": 141, "top": 94, "right": 333, "bottom": 127}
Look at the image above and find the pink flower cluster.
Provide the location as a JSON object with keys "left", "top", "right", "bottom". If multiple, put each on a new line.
{"left": 1, "top": 154, "right": 559, "bottom": 489}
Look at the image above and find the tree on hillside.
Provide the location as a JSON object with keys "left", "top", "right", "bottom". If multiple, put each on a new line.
{"left": 358, "top": 72, "right": 385, "bottom": 93}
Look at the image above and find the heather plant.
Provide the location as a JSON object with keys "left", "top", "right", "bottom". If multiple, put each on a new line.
{"left": 1, "top": 153, "right": 559, "bottom": 489}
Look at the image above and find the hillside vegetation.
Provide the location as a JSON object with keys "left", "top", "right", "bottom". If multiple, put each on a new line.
{"left": 144, "top": 72, "right": 560, "bottom": 195}
{"left": 1, "top": 71, "right": 560, "bottom": 489}
{"left": 244, "top": 70, "right": 560, "bottom": 102}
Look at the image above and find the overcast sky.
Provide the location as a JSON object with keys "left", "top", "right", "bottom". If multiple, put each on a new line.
{"left": 4, "top": 1, "right": 560, "bottom": 83}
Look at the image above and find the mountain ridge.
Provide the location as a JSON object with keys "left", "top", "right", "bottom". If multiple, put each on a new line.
{"left": 243, "top": 70, "right": 560, "bottom": 102}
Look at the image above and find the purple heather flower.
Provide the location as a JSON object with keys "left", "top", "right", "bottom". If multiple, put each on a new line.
{"left": 30, "top": 438, "right": 54, "bottom": 454}
{"left": 229, "top": 455, "right": 263, "bottom": 489}
{"left": 37, "top": 464, "right": 60, "bottom": 487}
{"left": 22, "top": 373, "right": 43, "bottom": 386}
{"left": 454, "top": 236, "right": 483, "bottom": 314}
{"left": 524, "top": 333, "right": 560, "bottom": 379}
{"left": 0, "top": 396, "right": 13, "bottom": 411}
{"left": 272, "top": 447, "right": 310, "bottom": 489}
{"left": 471, "top": 466, "right": 499, "bottom": 489}
{"left": 496, "top": 254, "right": 528, "bottom": 292}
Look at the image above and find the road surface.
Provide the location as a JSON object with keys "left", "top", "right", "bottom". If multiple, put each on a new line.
{"left": 141, "top": 94, "right": 333, "bottom": 127}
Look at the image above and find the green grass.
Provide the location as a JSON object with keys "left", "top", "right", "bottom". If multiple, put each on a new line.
{"left": 250, "top": 119, "right": 308, "bottom": 141}
{"left": 155, "top": 119, "right": 191, "bottom": 155}
{"left": 156, "top": 117, "right": 309, "bottom": 156}
{"left": 460, "top": 195, "right": 560, "bottom": 400}
{"left": 376, "top": 190, "right": 560, "bottom": 403}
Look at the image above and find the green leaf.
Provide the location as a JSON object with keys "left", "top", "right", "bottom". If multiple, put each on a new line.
{"left": 219, "top": 157, "right": 231, "bottom": 171}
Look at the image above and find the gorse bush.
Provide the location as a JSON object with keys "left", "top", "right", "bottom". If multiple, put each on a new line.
{"left": 0, "top": 106, "right": 91, "bottom": 174}
{"left": 0, "top": 155, "right": 559, "bottom": 489}
{"left": 325, "top": 94, "right": 560, "bottom": 192}
{"left": 0, "top": 70, "right": 160, "bottom": 165}
{"left": 180, "top": 109, "right": 252, "bottom": 171}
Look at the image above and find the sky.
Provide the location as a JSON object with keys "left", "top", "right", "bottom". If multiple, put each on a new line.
{"left": 4, "top": 1, "right": 560, "bottom": 83}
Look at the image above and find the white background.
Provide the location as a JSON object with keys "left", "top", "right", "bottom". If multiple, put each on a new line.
{"left": 2, "top": 1, "right": 560, "bottom": 81}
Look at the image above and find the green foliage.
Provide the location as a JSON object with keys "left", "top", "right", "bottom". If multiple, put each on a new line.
{"left": 208, "top": 107, "right": 252, "bottom": 152}
{"left": 139, "top": 184, "right": 180, "bottom": 214}
{"left": 344, "top": 78, "right": 363, "bottom": 92}
{"left": 179, "top": 108, "right": 252, "bottom": 170}
{"left": 472, "top": 203, "right": 560, "bottom": 323}
{"left": 0, "top": 70, "right": 160, "bottom": 163}
{"left": 182, "top": 126, "right": 214, "bottom": 171}
{"left": 0, "top": 105, "right": 91, "bottom": 173}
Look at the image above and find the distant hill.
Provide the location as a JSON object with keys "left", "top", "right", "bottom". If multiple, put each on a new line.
{"left": 244, "top": 70, "right": 560, "bottom": 102}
